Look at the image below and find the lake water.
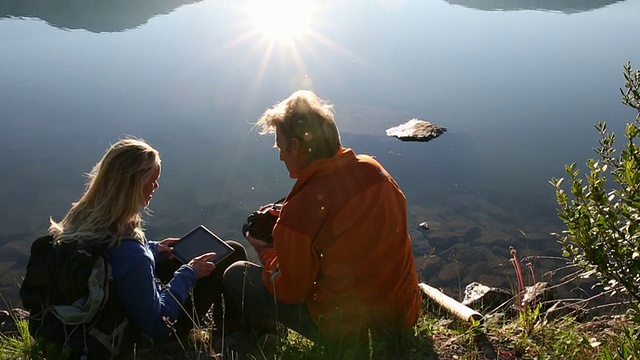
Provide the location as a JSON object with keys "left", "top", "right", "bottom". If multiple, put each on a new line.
{"left": 1, "top": 0, "right": 639, "bottom": 306}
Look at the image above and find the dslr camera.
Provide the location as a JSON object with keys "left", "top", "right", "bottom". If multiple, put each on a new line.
{"left": 242, "top": 198, "right": 284, "bottom": 244}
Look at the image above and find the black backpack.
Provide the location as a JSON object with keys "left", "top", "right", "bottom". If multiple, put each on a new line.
{"left": 19, "top": 235, "right": 135, "bottom": 360}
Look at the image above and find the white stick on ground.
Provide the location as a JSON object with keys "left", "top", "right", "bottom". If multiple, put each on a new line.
{"left": 419, "top": 283, "right": 483, "bottom": 323}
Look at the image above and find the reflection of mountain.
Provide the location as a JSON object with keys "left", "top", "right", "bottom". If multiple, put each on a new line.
{"left": 446, "top": 0, "right": 624, "bottom": 13}
{"left": 0, "top": 0, "right": 201, "bottom": 33}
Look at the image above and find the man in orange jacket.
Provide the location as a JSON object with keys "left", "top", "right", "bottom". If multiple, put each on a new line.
{"left": 224, "top": 90, "right": 422, "bottom": 343}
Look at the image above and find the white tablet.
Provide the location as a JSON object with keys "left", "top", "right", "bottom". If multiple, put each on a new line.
{"left": 172, "top": 225, "right": 235, "bottom": 265}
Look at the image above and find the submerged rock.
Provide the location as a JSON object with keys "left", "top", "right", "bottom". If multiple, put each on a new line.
{"left": 385, "top": 118, "right": 446, "bottom": 142}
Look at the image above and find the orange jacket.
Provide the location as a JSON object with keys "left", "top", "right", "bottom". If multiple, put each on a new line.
{"left": 258, "top": 148, "right": 422, "bottom": 340}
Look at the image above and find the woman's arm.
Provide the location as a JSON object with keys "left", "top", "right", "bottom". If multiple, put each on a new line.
{"left": 108, "top": 240, "right": 198, "bottom": 340}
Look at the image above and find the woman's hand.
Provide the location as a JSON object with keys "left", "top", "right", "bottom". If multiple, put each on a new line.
{"left": 157, "top": 237, "right": 179, "bottom": 258}
{"left": 188, "top": 252, "right": 216, "bottom": 278}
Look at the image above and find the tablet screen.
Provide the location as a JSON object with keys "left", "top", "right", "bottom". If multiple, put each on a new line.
{"left": 172, "top": 225, "right": 235, "bottom": 265}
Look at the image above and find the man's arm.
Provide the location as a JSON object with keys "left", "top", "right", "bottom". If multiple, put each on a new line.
{"left": 256, "top": 225, "right": 319, "bottom": 304}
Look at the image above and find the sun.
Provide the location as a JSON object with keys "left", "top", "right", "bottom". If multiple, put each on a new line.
{"left": 214, "top": 0, "right": 362, "bottom": 97}
{"left": 247, "top": 1, "right": 315, "bottom": 43}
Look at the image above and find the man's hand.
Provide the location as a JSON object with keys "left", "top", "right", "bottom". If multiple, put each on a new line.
{"left": 242, "top": 198, "right": 283, "bottom": 244}
{"left": 188, "top": 252, "right": 216, "bottom": 278}
{"left": 245, "top": 231, "right": 270, "bottom": 254}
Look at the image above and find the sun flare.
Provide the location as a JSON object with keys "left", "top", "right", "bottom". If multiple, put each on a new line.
{"left": 218, "top": 0, "right": 359, "bottom": 98}
{"left": 248, "top": 1, "right": 315, "bottom": 43}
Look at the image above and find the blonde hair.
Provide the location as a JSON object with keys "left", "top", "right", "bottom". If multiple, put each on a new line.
{"left": 256, "top": 90, "right": 342, "bottom": 160}
{"left": 49, "top": 137, "right": 161, "bottom": 248}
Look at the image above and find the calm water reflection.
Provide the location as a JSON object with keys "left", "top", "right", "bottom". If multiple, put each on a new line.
{"left": 0, "top": 0, "right": 201, "bottom": 32}
{"left": 1, "top": 0, "right": 639, "bottom": 305}
{"left": 447, "top": 0, "right": 624, "bottom": 13}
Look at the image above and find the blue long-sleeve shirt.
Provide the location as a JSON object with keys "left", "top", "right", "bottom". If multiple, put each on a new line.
{"left": 107, "top": 239, "right": 198, "bottom": 340}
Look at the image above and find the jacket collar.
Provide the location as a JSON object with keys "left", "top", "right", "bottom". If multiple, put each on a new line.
{"left": 288, "top": 147, "right": 355, "bottom": 198}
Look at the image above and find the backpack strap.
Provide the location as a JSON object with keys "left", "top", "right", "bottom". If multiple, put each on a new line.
{"left": 87, "top": 317, "right": 129, "bottom": 359}
{"left": 50, "top": 255, "right": 109, "bottom": 325}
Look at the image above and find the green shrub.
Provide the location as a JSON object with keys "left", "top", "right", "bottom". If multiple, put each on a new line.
{"left": 551, "top": 62, "right": 640, "bottom": 311}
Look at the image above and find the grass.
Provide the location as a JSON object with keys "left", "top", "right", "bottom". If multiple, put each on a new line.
{"left": 0, "top": 318, "right": 32, "bottom": 359}
{"left": 0, "top": 300, "right": 637, "bottom": 359}
{"left": 195, "top": 307, "right": 635, "bottom": 359}
{"left": 2, "top": 249, "right": 638, "bottom": 359}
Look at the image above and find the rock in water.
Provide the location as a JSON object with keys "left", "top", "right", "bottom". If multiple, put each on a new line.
{"left": 385, "top": 118, "right": 446, "bottom": 142}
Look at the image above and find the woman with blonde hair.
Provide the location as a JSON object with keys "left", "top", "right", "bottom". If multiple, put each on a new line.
{"left": 50, "top": 137, "right": 166, "bottom": 245}
{"left": 42, "top": 137, "right": 246, "bottom": 354}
